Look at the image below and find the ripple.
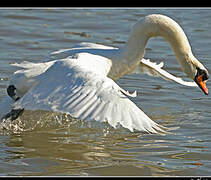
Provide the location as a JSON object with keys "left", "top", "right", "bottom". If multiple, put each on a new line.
{"left": 64, "top": 31, "right": 91, "bottom": 38}
{"left": 4, "top": 14, "right": 43, "bottom": 20}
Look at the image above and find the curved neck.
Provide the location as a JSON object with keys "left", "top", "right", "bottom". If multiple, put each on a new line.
{"left": 120, "top": 14, "right": 195, "bottom": 76}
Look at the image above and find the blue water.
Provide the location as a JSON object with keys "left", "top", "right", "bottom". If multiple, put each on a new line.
{"left": 0, "top": 8, "right": 211, "bottom": 176}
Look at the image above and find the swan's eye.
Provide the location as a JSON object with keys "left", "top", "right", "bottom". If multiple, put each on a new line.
{"left": 196, "top": 67, "right": 209, "bottom": 80}
{"left": 202, "top": 70, "right": 209, "bottom": 81}
{"left": 194, "top": 68, "right": 209, "bottom": 95}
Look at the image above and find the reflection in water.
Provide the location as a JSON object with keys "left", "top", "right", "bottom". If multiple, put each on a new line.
{"left": 0, "top": 109, "right": 209, "bottom": 176}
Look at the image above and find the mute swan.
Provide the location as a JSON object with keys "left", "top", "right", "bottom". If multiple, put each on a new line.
{"left": 0, "top": 14, "right": 209, "bottom": 133}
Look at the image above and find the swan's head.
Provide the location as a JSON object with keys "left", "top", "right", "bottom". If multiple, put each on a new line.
{"left": 177, "top": 54, "right": 209, "bottom": 95}
{"left": 194, "top": 66, "right": 209, "bottom": 95}
{"left": 187, "top": 57, "right": 209, "bottom": 95}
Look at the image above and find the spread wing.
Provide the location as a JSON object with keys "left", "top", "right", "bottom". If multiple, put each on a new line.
{"left": 13, "top": 53, "right": 167, "bottom": 133}
{"left": 135, "top": 59, "right": 197, "bottom": 87}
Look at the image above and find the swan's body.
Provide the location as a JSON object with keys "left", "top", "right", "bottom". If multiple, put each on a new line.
{"left": 0, "top": 14, "right": 209, "bottom": 133}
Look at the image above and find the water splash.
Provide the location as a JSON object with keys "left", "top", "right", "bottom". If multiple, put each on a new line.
{"left": 0, "top": 110, "right": 116, "bottom": 135}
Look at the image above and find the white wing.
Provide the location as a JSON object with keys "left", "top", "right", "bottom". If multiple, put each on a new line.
{"left": 136, "top": 59, "right": 197, "bottom": 87}
{"left": 50, "top": 42, "right": 118, "bottom": 60}
{"left": 9, "top": 60, "right": 55, "bottom": 98}
{"left": 51, "top": 42, "right": 117, "bottom": 55}
{"left": 14, "top": 53, "right": 167, "bottom": 133}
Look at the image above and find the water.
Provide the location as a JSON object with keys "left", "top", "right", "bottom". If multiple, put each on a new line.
{"left": 0, "top": 8, "right": 211, "bottom": 176}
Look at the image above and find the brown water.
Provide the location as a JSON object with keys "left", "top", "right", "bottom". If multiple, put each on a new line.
{"left": 0, "top": 8, "right": 211, "bottom": 176}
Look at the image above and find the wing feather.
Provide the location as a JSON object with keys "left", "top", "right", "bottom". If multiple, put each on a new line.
{"left": 135, "top": 58, "right": 197, "bottom": 87}
{"left": 13, "top": 54, "right": 168, "bottom": 133}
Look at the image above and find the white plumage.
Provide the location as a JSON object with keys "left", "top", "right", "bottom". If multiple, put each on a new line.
{"left": 11, "top": 53, "right": 167, "bottom": 133}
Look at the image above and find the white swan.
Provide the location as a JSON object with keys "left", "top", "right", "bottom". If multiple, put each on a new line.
{"left": 0, "top": 14, "right": 209, "bottom": 133}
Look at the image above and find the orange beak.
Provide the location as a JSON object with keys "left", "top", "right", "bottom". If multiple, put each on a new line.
{"left": 195, "top": 74, "right": 208, "bottom": 95}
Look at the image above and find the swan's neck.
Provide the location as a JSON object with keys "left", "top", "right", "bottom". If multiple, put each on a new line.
{"left": 111, "top": 14, "right": 197, "bottom": 79}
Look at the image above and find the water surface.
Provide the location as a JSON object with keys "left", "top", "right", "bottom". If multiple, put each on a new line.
{"left": 0, "top": 8, "right": 211, "bottom": 176}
